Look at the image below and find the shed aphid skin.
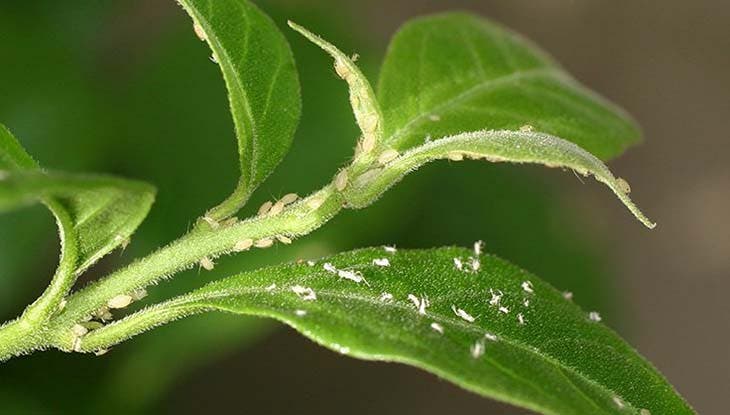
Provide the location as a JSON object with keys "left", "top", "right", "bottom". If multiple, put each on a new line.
{"left": 377, "top": 149, "right": 399, "bottom": 165}
{"left": 407, "top": 294, "right": 429, "bottom": 315}
{"left": 379, "top": 292, "right": 394, "bottom": 302}
{"left": 489, "top": 289, "right": 503, "bottom": 306}
{"left": 484, "top": 332, "right": 498, "bottom": 342}
{"left": 323, "top": 262, "right": 337, "bottom": 273}
{"left": 383, "top": 245, "right": 397, "bottom": 253}
{"left": 453, "top": 257, "right": 464, "bottom": 271}
{"left": 372, "top": 257, "right": 390, "bottom": 267}
{"left": 71, "top": 324, "right": 88, "bottom": 337}
{"left": 522, "top": 298, "right": 530, "bottom": 307}
{"left": 254, "top": 238, "right": 274, "bottom": 248}
{"left": 114, "top": 234, "right": 131, "bottom": 251}
{"left": 233, "top": 238, "right": 254, "bottom": 252}
{"left": 616, "top": 177, "right": 632, "bottom": 194}
{"left": 265, "top": 283, "right": 277, "bottom": 292}
{"left": 337, "top": 269, "right": 368, "bottom": 285}
{"left": 334, "top": 169, "right": 348, "bottom": 191}
{"left": 447, "top": 152, "right": 464, "bottom": 161}
{"left": 107, "top": 294, "right": 134, "bottom": 309}
{"left": 131, "top": 288, "right": 147, "bottom": 301}
{"left": 588, "top": 311, "right": 602, "bottom": 322}
{"left": 276, "top": 235, "right": 293, "bottom": 245}
{"left": 451, "top": 305, "right": 476, "bottom": 323}
{"left": 498, "top": 306, "right": 510, "bottom": 314}
{"left": 94, "top": 349, "right": 109, "bottom": 356}
{"left": 291, "top": 285, "right": 317, "bottom": 301}
{"left": 407, "top": 294, "right": 420, "bottom": 309}
{"left": 473, "top": 240, "right": 484, "bottom": 256}
{"left": 521, "top": 280, "right": 534, "bottom": 294}
{"left": 294, "top": 309, "right": 307, "bottom": 317}
{"left": 470, "top": 339, "right": 485, "bottom": 359}
{"left": 517, "top": 313, "right": 526, "bottom": 325}
{"left": 93, "top": 306, "right": 113, "bottom": 322}
{"left": 469, "top": 257, "right": 481, "bottom": 272}
{"left": 562, "top": 291, "right": 574, "bottom": 301}
{"left": 193, "top": 22, "right": 206, "bottom": 41}
{"left": 199, "top": 256, "right": 215, "bottom": 271}
{"left": 430, "top": 322, "right": 444, "bottom": 334}
{"left": 209, "top": 54, "right": 218, "bottom": 64}
{"left": 201, "top": 215, "right": 219, "bottom": 229}
{"left": 257, "top": 200, "right": 273, "bottom": 216}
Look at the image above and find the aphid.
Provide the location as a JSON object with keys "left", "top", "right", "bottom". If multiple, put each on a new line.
{"left": 372, "top": 258, "right": 390, "bottom": 267}
{"left": 563, "top": 291, "right": 574, "bottom": 301}
{"left": 521, "top": 280, "right": 534, "bottom": 294}
{"left": 451, "top": 305, "right": 476, "bottom": 323}
{"left": 291, "top": 285, "right": 317, "bottom": 301}
{"left": 94, "top": 349, "right": 109, "bottom": 356}
{"left": 335, "top": 169, "right": 348, "bottom": 191}
{"left": 484, "top": 332, "right": 498, "bottom": 342}
{"left": 612, "top": 396, "right": 625, "bottom": 409}
{"left": 323, "top": 262, "right": 337, "bottom": 273}
{"left": 489, "top": 289, "right": 503, "bottom": 306}
{"left": 383, "top": 245, "right": 397, "bottom": 253}
{"left": 233, "top": 238, "right": 254, "bottom": 252}
{"left": 361, "top": 133, "right": 376, "bottom": 154}
{"left": 254, "top": 238, "right": 274, "bottom": 248}
{"left": 193, "top": 22, "right": 206, "bottom": 41}
{"left": 519, "top": 124, "right": 534, "bottom": 132}
{"left": 378, "top": 149, "right": 399, "bottom": 165}
{"left": 307, "top": 196, "right": 325, "bottom": 210}
{"left": 588, "top": 311, "right": 602, "bottom": 322}
{"left": 280, "top": 193, "right": 299, "bottom": 206}
{"left": 265, "top": 283, "right": 277, "bottom": 292}
{"left": 199, "top": 256, "right": 215, "bottom": 271}
{"left": 131, "top": 288, "right": 147, "bottom": 301}
{"left": 71, "top": 324, "right": 88, "bottom": 337}
{"left": 334, "top": 58, "right": 350, "bottom": 80}
{"left": 499, "top": 306, "right": 510, "bottom": 314}
{"left": 428, "top": 114, "right": 441, "bottom": 121}
{"left": 258, "top": 201, "right": 273, "bottom": 216}
{"left": 295, "top": 309, "right": 307, "bottom": 317}
{"left": 276, "top": 235, "right": 293, "bottom": 244}
{"left": 473, "top": 240, "right": 484, "bottom": 256}
{"left": 269, "top": 200, "right": 285, "bottom": 216}
{"left": 108, "top": 294, "right": 134, "bottom": 309}
{"left": 306, "top": 260, "right": 316, "bottom": 266}
{"left": 362, "top": 113, "right": 379, "bottom": 134}
{"left": 616, "top": 177, "right": 631, "bottom": 194}
{"left": 337, "top": 269, "right": 368, "bottom": 285}
{"left": 447, "top": 152, "right": 464, "bottom": 161}
{"left": 453, "top": 257, "right": 464, "bottom": 271}
{"left": 379, "top": 292, "right": 394, "bottom": 302}
{"left": 470, "top": 340, "right": 485, "bottom": 359}
{"left": 430, "top": 322, "right": 444, "bottom": 334}
{"left": 517, "top": 313, "right": 526, "bottom": 325}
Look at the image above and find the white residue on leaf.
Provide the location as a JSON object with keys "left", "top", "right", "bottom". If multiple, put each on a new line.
{"left": 451, "top": 305, "right": 476, "bottom": 323}
{"left": 337, "top": 269, "right": 368, "bottom": 285}
{"left": 323, "top": 262, "right": 337, "bottom": 273}
{"left": 291, "top": 285, "right": 316, "bottom": 301}
{"left": 588, "top": 311, "right": 602, "bottom": 322}
{"left": 498, "top": 306, "right": 510, "bottom": 314}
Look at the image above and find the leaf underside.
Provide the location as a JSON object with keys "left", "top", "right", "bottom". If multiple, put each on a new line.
{"left": 103, "top": 247, "right": 692, "bottom": 415}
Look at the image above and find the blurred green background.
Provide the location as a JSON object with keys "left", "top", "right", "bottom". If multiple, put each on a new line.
{"left": 1, "top": 1, "right": 726, "bottom": 414}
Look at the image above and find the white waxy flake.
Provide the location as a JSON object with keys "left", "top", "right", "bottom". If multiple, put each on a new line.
{"left": 499, "top": 306, "right": 510, "bottom": 314}
{"left": 108, "top": 294, "right": 134, "bottom": 309}
{"left": 291, "top": 285, "right": 316, "bottom": 301}
{"left": 451, "top": 305, "right": 476, "bottom": 323}
{"left": 233, "top": 239, "right": 254, "bottom": 252}
{"left": 199, "top": 256, "right": 215, "bottom": 271}
{"left": 254, "top": 238, "right": 274, "bottom": 248}
{"left": 337, "top": 269, "right": 367, "bottom": 285}
{"left": 295, "top": 309, "right": 307, "bottom": 317}
{"left": 383, "top": 245, "right": 397, "bottom": 253}
{"left": 323, "top": 262, "right": 337, "bottom": 273}
{"left": 71, "top": 324, "right": 88, "bottom": 337}
{"left": 430, "top": 322, "right": 444, "bottom": 334}
{"left": 265, "top": 283, "right": 277, "bottom": 292}
{"left": 588, "top": 311, "right": 602, "bottom": 322}
{"left": 484, "top": 332, "right": 498, "bottom": 342}
{"left": 470, "top": 339, "right": 485, "bottom": 359}
{"left": 521, "top": 280, "right": 534, "bottom": 294}
{"left": 453, "top": 257, "right": 464, "bottom": 271}
{"left": 563, "top": 291, "right": 574, "bottom": 301}
{"left": 517, "top": 313, "right": 526, "bottom": 325}
{"left": 335, "top": 169, "right": 348, "bottom": 191}
{"left": 276, "top": 235, "right": 293, "bottom": 244}
{"left": 379, "top": 292, "right": 394, "bottom": 302}
{"left": 474, "top": 240, "right": 484, "bottom": 256}
{"left": 373, "top": 258, "right": 390, "bottom": 267}
{"left": 489, "top": 289, "right": 503, "bottom": 306}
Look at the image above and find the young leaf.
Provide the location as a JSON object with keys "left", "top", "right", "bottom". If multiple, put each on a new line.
{"left": 347, "top": 129, "right": 655, "bottom": 228}
{"left": 377, "top": 12, "right": 641, "bottom": 160}
{"left": 176, "top": 0, "right": 301, "bottom": 220}
{"left": 80, "top": 247, "right": 692, "bottom": 415}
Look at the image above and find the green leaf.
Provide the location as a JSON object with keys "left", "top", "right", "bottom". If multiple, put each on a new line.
{"left": 176, "top": 0, "right": 302, "bottom": 220}
{"left": 377, "top": 12, "right": 641, "bottom": 161}
{"left": 83, "top": 247, "right": 692, "bottom": 415}
{"left": 347, "top": 129, "right": 655, "bottom": 228}
{"left": 0, "top": 124, "right": 38, "bottom": 170}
